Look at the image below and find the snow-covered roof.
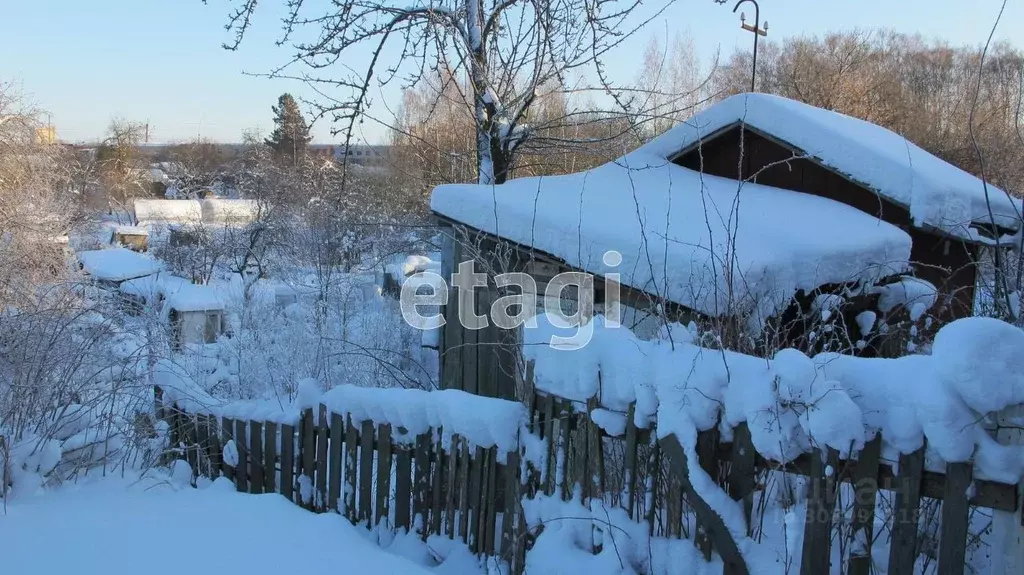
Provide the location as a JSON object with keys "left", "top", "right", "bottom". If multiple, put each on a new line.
{"left": 119, "top": 272, "right": 193, "bottom": 302}
{"left": 431, "top": 153, "right": 912, "bottom": 323}
{"left": 164, "top": 282, "right": 224, "bottom": 313}
{"left": 114, "top": 225, "right": 149, "bottom": 236}
{"left": 639, "top": 93, "right": 1023, "bottom": 239}
{"left": 78, "top": 248, "right": 164, "bottom": 282}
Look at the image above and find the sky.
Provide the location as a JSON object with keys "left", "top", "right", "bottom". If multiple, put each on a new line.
{"left": 2, "top": 0, "right": 1021, "bottom": 145}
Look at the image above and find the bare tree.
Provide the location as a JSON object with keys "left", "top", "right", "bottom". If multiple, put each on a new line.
{"left": 0, "top": 82, "right": 81, "bottom": 309}
{"left": 216, "top": 0, "right": 692, "bottom": 185}
{"left": 95, "top": 119, "right": 150, "bottom": 221}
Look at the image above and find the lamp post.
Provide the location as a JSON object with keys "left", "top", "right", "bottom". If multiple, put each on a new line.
{"left": 733, "top": 0, "right": 768, "bottom": 92}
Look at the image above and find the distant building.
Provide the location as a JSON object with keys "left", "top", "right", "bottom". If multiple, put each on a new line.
{"left": 36, "top": 126, "right": 57, "bottom": 145}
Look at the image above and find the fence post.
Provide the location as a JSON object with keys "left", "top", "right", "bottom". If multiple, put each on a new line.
{"left": 848, "top": 434, "right": 882, "bottom": 575}
{"left": 299, "top": 408, "right": 316, "bottom": 509}
{"left": 800, "top": 447, "right": 841, "bottom": 575}
{"left": 888, "top": 445, "right": 926, "bottom": 574}
{"left": 937, "top": 462, "right": 973, "bottom": 575}
{"left": 990, "top": 403, "right": 1024, "bottom": 575}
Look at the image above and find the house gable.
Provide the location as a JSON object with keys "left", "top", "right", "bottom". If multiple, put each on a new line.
{"left": 673, "top": 124, "right": 978, "bottom": 322}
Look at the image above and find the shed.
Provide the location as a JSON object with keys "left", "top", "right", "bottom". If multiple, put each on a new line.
{"left": 653, "top": 92, "right": 1023, "bottom": 322}
{"left": 430, "top": 152, "right": 914, "bottom": 400}
{"left": 112, "top": 226, "right": 149, "bottom": 252}
{"left": 78, "top": 248, "right": 164, "bottom": 288}
{"left": 164, "top": 284, "right": 226, "bottom": 348}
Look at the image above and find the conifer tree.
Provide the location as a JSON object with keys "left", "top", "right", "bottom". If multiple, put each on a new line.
{"left": 264, "top": 93, "right": 311, "bottom": 165}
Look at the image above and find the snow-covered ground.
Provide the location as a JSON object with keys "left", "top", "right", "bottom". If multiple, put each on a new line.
{"left": 0, "top": 473, "right": 438, "bottom": 575}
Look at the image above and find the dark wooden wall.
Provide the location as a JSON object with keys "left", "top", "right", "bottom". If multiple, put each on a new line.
{"left": 440, "top": 231, "right": 519, "bottom": 400}
{"left": 674, "top": 126, "right": 977, "bottom": 323}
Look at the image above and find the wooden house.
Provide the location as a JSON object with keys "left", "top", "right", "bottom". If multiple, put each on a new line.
{"left": 658, "top": 93, "right": 1022, "bottom": 323}
{"left": 428, "top": 94, "right": 1022, "bottom": 401}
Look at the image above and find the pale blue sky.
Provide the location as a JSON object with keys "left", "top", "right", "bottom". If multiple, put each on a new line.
{"left": 2, "top": 0, "right": 1020, "bottom": 144}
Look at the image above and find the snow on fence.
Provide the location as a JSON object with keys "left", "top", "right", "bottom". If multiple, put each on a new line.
{"left": 154, "top": 383, "right": 532, "bottom": 571}
{"left": 155, "top": 313, "right": 1024, "bottom": 575}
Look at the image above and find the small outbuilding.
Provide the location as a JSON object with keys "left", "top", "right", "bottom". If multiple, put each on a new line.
{"left": 112, "top": 226, "right": 149, "bottom": 252}
{"left": 164, "top": 284, "right": 226, "bottom": 348}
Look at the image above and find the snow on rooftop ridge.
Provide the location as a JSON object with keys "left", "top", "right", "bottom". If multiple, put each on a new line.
{"left": 78, "top": 248, "right": 164, "bottom": 282}
{"left": 431, "top": 153, "right": 912, "bottom": 325}
{"left": 524, "top": 313, "right": 1024, "bottom": 484}
{"left": 638, "top": 93, "right": 1023, "bottom": 237}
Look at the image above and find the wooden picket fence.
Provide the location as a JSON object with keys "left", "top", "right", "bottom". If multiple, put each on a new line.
{"left": 155, "top": 387, "right": 527, "bottom": 571}
{"left": 156, "top": 385, "right": 1020, "bottom": 575}
{"left": 524, "top": 389, "right": 1020, "bottom": 575}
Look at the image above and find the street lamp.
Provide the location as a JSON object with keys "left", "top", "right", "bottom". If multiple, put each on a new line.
{"left": 733, "top": 0, "right": 768, "bottom": 92}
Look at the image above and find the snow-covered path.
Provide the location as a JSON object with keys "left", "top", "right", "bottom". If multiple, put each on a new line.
{"left": 0, "top": 475, "right": 434, "bottom": 575}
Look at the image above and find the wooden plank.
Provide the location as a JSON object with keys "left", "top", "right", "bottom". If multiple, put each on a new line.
{"left": 477, "top": 289, "right": 497, "bottom": 399}
{"left": 646, "top": 434, "right": 660, "bottom": 537}
{"left": 659, "top": 434, "right": 748, "bottom": 574}
{"left": 887, "top": 445, "right": 926, "bottom": 575}
{"left": 263, "top": 422, "right": 277, "bottom": 494}
{"left": 666, "top": 469, "right": 682, "bottom": 538}
{"left": 457, "top": 440, "right": 472, "bottom": 543}
{"left": 280, "top": 423, "right": 295, "bottom": 503}
{"left": 484, "top": 447, "right": 499, "bottom": 556}
{"left": 728, "top": 423, "right": 757, "bottom": 538}
{"left": 344, "top": 415, "right": 359, "bottom": 519}
{"left": 501, "top": 447, "right": 521, "bottom": 561}
{"left": 937, "top": 462, "right": 974, "bottom": 575}
{"left": 221, "top": 417, "right": 235, "bottom": 482}
{"left": 233, "top": 418, "right": 248, "bottom": 493}
{"left": 560, "top": 402, "right": 573, "bottom": 500}
{"left": 462, "top": 308, "right": 480, "bottom": 395}
{"left": 192, "top": 413, "right": 207, "bottom": 476}
{"left": 467, "top": 446, "right": 484, "bottom": 551}
{"left": 440, "top": 233, "right": 462, "bottom": 391}
{"left": 194, "top": 415, "right": 210, "bottom": 478}
{"left": 800, "top": 447, "right": 840, "bottom": 575}
{"left": 694, "top": 426, "right": 720, "bottom": 558}
{"left": 375, "top": 424, "right": 393, "bottom": 527}
{"left": 848, "top": 434, "right": 881, "bottom": 575}
{"left": 623, "top": 403, "right": 639, "bottom": 520}
{"left": 315, "top": 404, "right": 329, "bottom": 511}
{"left": 328, "top": 413, "right": 344, "bottom": 514}
{"left": 395, "top": 445, "right": 413, "bottom": 532}
{"left": 586, "top": 396, "right": 604, "bottom": 500}
{"left": 206, "top": 415, "right": 221, "bottom": 479}
{"left": 414, "top": 432, "right": 432, "bottom": 535}
{"left": 445, "top": 435, "right": 460, "bottom": 538}
{"left": 543, "top": 395, "right": 558, "bottom": 495}
{"left": 249, "top": 420, "right": 264, "bottom": 494}
{"left": 300, "top": 409, "right": 315, "bottom": 509}
{"left": 430, "top": 434, "right": 445, "bottom": 535}
{"left": 184, "top": 413, "right": 199, "bottom": 477}
{"left": 476, "top": 447, "right": 491, "bottom": 555}
{"left": 359, "top": 420, "right": 375, "bottom": 525}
